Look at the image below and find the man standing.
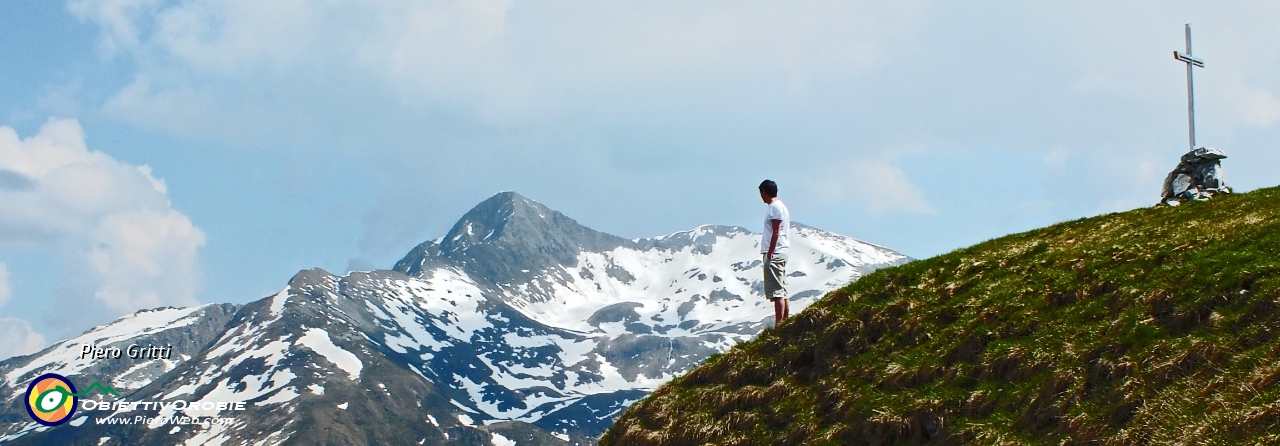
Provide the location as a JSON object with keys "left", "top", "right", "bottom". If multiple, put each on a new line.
{"left": 758, "top": 179, "right": 791, "bottom": 324}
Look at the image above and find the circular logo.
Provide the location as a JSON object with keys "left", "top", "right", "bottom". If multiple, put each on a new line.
{"left": 25, "top": 373, "right": 78, "bottom": 426}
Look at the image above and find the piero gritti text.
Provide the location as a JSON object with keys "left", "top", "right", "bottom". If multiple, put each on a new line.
{"left": 79, "top": 344, "right": 175, "bottom": 360}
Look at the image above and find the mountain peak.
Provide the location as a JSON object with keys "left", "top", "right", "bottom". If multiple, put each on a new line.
{"left": 396, "top": 192, "right": 630, "bottom": 283}
{"left": 441, "top": 191, "right": 550, "bottom": 249}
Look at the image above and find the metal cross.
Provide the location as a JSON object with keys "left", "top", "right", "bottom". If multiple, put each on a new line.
{"left": 1174, "top": 23, "right": 1206, "bottom": 152}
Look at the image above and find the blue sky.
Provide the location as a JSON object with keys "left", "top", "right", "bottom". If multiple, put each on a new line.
{"left": 2, "top": 0, "right": 1279, "bottom": 358}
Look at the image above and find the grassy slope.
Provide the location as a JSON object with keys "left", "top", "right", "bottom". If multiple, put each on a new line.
{"left": 601, "top": 186, "right": 1280, "bottom": 446}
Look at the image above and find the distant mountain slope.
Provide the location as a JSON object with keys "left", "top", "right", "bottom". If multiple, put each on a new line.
{"left": 0, "top": 305, "right": 239, "bottom": 425}
{"left": 0, "top": 192, "right": 907, "bottom": 445}
{"left": 603, "top": 186, "right": 1280, "bottom": 446}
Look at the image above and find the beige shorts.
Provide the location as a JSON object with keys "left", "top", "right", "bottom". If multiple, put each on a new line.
{"left": 763, "top": 254, "right": 788, "bottom": 301}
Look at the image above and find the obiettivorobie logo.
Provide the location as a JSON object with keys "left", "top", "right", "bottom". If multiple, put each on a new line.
{"left": 24, "top": 373, "right": 246, "bottom": 429}
{"left": 24, "top": 373, "right": 119, "bottom": 426}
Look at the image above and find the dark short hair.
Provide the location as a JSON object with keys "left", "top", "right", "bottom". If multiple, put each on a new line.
{"left": 758, "top": 179, "right": 778, "bottom": 197}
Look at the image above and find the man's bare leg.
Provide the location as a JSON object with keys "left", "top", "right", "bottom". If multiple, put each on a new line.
{"left": 773, "top": 298, "right": 789, "bottom": 324}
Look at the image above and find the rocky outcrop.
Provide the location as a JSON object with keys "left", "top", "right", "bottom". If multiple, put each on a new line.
{"left": 1161, "top": 147, "right": 1230, "bottom": 205}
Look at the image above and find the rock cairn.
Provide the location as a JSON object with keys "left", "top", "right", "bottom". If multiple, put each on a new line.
{"left": 1161, "top": 147, "right": 1230, "bottom": 206}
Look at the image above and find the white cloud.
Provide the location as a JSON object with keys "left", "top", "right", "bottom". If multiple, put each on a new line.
{"left": 52, "top": 0, "right": 1280, "bottom": 265}
{"left": 0, "top": 119, "right": 171, "bottom": 244}
{"left": 0, "top": 119, "right": 204, "bottom": 322}
{"left": 85, "top": 210, "right": 204, "bottom": 313}
{"left": 0, "top": 263, "right": 10, "bottom": 309}
{"left": 70, "top": 0, "right": 931, "bottom": 128}
{"left": 102, "top": 75, "right": 223, "bottom": 137}
{"left": 809, "top": 159, "right": 935, "bottom": 216}
{"left": 0, "top": 317, "right": 47, "bottom": 360}
{"left": 67, "top": 0, "right": 164, "bottom": 56}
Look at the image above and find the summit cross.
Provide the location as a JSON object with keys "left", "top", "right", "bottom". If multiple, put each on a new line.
{"left": 1174, "top": 23, "right": 1206, "bottom": 152}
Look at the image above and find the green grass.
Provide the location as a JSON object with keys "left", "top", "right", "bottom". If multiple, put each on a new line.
{"left": 601, "top": 186, "right": 1280, "bottom": 446}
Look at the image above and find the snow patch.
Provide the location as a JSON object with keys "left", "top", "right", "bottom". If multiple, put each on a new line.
{"left": 269, "top": 286, "right": 291, "bottom": 316}
{"left": 491, "top": 432, "right": 517, "bottom": 446}
{"left": 183, "top": 368, "right": 298, "bottom": 418}
{"left": 166, "top": 336, "right": 293, "bottom": 399}
{"left": 297, "top": 328, "right": 362, "bottom": 380}
{"left": 256, "top": 386, "right": 301, "bottom": 406}
{"left": 181, "top": 417, "right": 240, "bottom": 446}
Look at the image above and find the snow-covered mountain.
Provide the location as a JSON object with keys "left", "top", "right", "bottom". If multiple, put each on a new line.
{"left": 0, "top": 192, "right": 908, "bottom": 445}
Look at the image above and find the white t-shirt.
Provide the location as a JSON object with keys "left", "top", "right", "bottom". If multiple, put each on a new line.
{"left": 761, "top": 198, "right": 790, "bottom": 255}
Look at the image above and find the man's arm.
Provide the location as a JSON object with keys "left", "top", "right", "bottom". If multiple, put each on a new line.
{"left": 767, "top": 219, "right": 781, "bottom": 259}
